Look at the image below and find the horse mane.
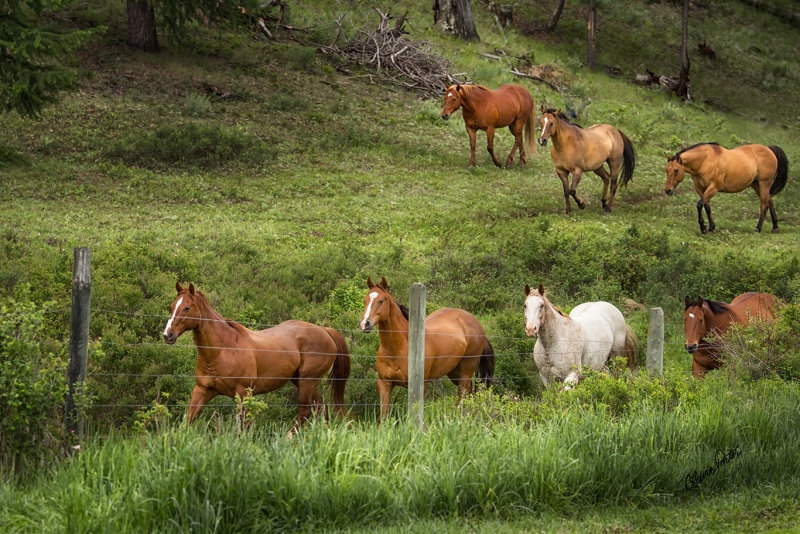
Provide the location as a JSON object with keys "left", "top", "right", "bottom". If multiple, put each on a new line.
{"left": 543, "top": 108, "right": 582, "bottom": 129}
{"left": 531, "top": 290, "right": 567, "bottom": 317}
{"left": 685, "top": 297, "right": 731, "bottom": 315}
{"left": 190, "top": 290, "right": 251, "bottom": 335}
{"left": 451, "top": 84, "right": 490, "bottom": 94}
{"left": 397, "top": 303, "right": 410, "bottom": 320}
{"left": 669, "top": 142, "right": 720, "bottom": 162}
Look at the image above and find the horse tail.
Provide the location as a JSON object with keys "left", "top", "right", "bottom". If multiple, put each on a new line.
{"left": 524, "top": 104, "right": 538, "bottom": 156}
{"left": 618, "top": 130, "right": 636, "bottom": 186}
{"left": 768, "top": 145, "right": 789, "bottom": 196}
{"left": 476, "top": 339, "right": 495, "bottom": 388}
{"left": 324, "top": 327, "right": 351, "bottom": 418}
{"left": 622, "top": 324, "right": 638, "bottom": 368}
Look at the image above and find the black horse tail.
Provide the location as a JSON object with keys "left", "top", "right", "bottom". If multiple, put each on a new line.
{"left": 324, "top": 327, "right": 351, "bottom": 419}
{"left": 619, "top": 130, "right": 636, "bottom": 186}
{"left": 768, "top": 145, "right": 789, "bottom": 196}
{"left": 476, "top": 339, "right": 495, "bottom": 388}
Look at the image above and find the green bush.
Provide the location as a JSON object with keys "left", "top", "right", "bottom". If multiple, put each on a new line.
{"left": 106, "top": 123, "right": 276, "bottom": 170}
{"left": 0, "top": 297, "right": 67, "bottom": 477}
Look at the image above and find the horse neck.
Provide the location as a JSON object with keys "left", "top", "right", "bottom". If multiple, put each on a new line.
{"left": 678, "top": 148, "right": 707, "bottom": 174}
{"left": 458, "top": 88, "right": 484, "bottom": 114}
{"left": 538, "top": 298, "right": 574, "bottom": 347}
{"left": 377, "top": 299, "right": 409, "bottom": 355}
{"left": 192, "top": 297, "right": 236, "bottom": 360}
{"left": 550, "top": 119, "right": 578, "bottom": 150}
{"left": 703, "top": 304, "right": 734, "bottom": 336}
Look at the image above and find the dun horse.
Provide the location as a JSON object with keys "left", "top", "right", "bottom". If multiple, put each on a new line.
{"left": 523, "top": 284, "right": 637, "bottom": 388}
{"left": 441, "top": 84, "right": 537, "bottom": 168}
{"left": 664, "top": 142, "right": 789, "bottom": 234}
{"left": 359, "top": 277, "right": 494, "bottom": 421}
{"left": 538, "top": 107, "right": 636, "bottom": 214}
{"left": 162, "top": 282, "right": 350, "bottom": 429}
{"left": 683, "top": 293, "right": 777, "bottom": 378}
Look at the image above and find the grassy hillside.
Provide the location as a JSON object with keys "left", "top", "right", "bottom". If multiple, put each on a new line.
{"left": 2, "top": 0, "right": 800, "bottom": 425}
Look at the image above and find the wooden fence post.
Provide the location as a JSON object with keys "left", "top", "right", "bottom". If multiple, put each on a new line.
{"left": 65, "top": 247, "right": 91, "bottom": 439}
{"left": 408, "top": 283, "right": 426, "bottom": 428}
{"left": 646, "top": 307, "right": 664, "bottom": 376}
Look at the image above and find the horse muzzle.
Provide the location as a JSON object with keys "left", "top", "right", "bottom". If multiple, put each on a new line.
{"left": 665, "top": 188, "right": 674, "bottom": 196}
{"left": 685, "top": 343, "right": 698, "bottom": 354}
{"left": 538, "top": 138, "right": 548, "bottom": 147}
{"left": 360, "top": 320, "right": 373, "bottom": 334}
{"left": 163, "top": 331, "right": 176, "bottom": 345}
{"left": 525, "top": 326, "right": 539, "bottom": 337}
{"left": 441, "top": 113, "right": 450, "bottom": 121}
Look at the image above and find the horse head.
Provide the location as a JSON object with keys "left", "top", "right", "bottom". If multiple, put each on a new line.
{"left": 163, "top": 282, "right": 203, "bottom": 344}
{"left": 683, "top": 296, "right": 707, "bottom": 353}
{"left": 538, "top": 107, "right": 560, "bottom": 147}
{"left": 523, "top": 283, "right": 547, "bottom": 336}
{"left": 441, "top": 85, "right": 463, "bottom": 120}
{"left": 664, "top": 153, "right": 686, "bottom": 195}
{"left": 360, "top": 276, "right": 392, "bottom": 333}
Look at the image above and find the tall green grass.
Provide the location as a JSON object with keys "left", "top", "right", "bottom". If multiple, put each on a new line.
{"left": 1, "top": 376, "right": 798, "bottom": 532}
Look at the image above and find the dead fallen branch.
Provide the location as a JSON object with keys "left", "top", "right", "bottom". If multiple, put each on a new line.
{"left": 509, "top": 67, "right": 563, "bottom": 93}
{"left": 319, "top": 9, "right": 468, "bottom": 98}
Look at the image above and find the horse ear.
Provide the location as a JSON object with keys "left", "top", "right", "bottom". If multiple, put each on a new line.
{"left": 455, "top": 84, "right": 462, "bottom": 93}
{"left": 540, "top": 104, "right": 545, "bottom": 113}
{"left": 189, "top": 283, "right": 195, "bottom": 295}
{"left": 367, "top": 276, "right": 374, "bottom": 289}
{"left": 555, "top": 109, "right": 561, "bottom": 115}
{"left": 696, "top": 296, "right": 702, "bottom": 306}
{"left": 379, "top": 276, "right": 389, "bottom": 290}
{"left": 524, "top": 284, "right": 531, "bottom": 296}
{"left": 537, "top": 283, "right": 544, "bottom": 295}
{"left": 665, "top": 152, "right": 671, "bottom": 160}
{"left": 685, "top": 296, "right": 691, "bottom": 308}
{"left": 176, "top": 281, "right": 183, "bottom": 293}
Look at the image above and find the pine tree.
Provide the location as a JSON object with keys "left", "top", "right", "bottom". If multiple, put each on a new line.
{"left": 1, "top": 0, "right": 97, "bottom": 116}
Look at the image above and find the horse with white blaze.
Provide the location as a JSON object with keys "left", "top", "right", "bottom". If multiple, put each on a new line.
{"left": 523, "top": 284, "right": 637, "bottom": 388}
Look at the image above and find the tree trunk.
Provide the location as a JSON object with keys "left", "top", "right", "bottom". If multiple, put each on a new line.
{"left": 541, "top": 0, "right": 567, "bottom": 32}
{"left": 127, "top": 0, "right": 160, "bottom": 53}
{"left": 676, "top": 0, "right": 690, "bottom": 100}
{"left": 438, "top": 0, "right": 480, "bottom": 42}
{"left": 587, "top": 0, "right": 596, "bottom": 70}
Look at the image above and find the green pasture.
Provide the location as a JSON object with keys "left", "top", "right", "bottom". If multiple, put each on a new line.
{"left": 2, "top": 0, "right": 800, "bottom": 530}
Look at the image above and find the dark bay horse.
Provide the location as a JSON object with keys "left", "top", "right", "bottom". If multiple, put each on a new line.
{"left": 664, "top": 142, "right": 789, "bottom": 233}
{"left": 538, "top": 107, "right": 635, "bottom": 214}
{"left": 441, "top": 84, "right": 537, "bottom": 168}
{"left": 359, "top": 277, "right": 494, "bottom": 421}
{"left": 683, "top": 293, "right": 777, "bottom": 378}
{"left": 162, "top": 282, "right": 350, "bottom": 429}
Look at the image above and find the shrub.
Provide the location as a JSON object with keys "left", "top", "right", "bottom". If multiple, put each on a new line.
{"left": 183, "top": 93, "right": 213, "bottom": 117}
{"left": 0, "top": 297, "right": 67, "bottom": 477}
{"left": 106, "top": 123, "right": 275, "bottom": 170}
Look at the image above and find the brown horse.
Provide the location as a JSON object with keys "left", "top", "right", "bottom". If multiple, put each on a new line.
{"left": 683, "top": 292, "right": 777, "bottom": 378}
{"left": 359, "top": 277, "right": 494, "bottom": 421}
{"left": 440, "top": 84, "right": 537, "bottom": 168}
{"left": 538, "top": 107, "right": 636, "bottom": 214}
{"left": 162, "top": 282, "right": 351, "bottom": 429}
{"left": 664, "top": 142, "right": 789, "bottom": 234}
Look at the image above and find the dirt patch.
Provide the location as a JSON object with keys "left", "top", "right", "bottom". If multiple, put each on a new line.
{"left": 522, "top": 63, "right": 574, "bottom": 90}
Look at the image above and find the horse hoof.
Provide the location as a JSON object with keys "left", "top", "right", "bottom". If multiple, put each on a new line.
{"left": 578, "top": 203, "right": 585, "bottom": 210}
{"left": 603, "top": 207, "right": 611, "bottom": 214}
{"left": 772, "top": 228, "right": 780, "bottom": 234}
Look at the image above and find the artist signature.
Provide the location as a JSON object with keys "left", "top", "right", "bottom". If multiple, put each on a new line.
{"left": 684, "top": 445, "right": 742, "bottom": 491}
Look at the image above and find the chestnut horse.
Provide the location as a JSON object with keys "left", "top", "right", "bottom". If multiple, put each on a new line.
{"left": 665, "top": 142, "right": 789, "bottom": 234}
{"left": 359, "top": 277, "right": 494, "bottom": 421}
{"left": 440, "top": 84, "right": 537, "bottom": 168}
{"left": 538, "top": 107, "right": 636, "bottom": 214}
{"left": 162, "top": 282, "right": 351, "bottom": 429}
{"left": 683, "top": 292, "right": 777, "bottom": 378}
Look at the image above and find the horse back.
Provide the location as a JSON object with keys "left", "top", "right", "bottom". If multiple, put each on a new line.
{"left": 250, "top": 320, "right": 336, "bottom": 355}
{"left": 425, "top": 308, "right": 486, "bottom": 355}
{"left": 466, "top": 84, "right": 532, "bottom": 127}
{"left": 730, "top": 292, "right": 778, "bottom": 322}
{"left": 570, "top": 302, "right": 627, "bottom": 348}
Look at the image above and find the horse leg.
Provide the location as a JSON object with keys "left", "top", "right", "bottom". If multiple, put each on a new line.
{"left": 593, "top": 165, "right": 612, "bottom": 213}
{"left": 506, "top": 123, "right": 524, "bottom": 168}
{"left": 569, "top": 168, "right": 586, "bottom": 210}
{"left": 376, "top": 379, "right": 394, "bottom": 424}
{"left": 562, "top": 370, "right": 581, "bottom": 391}
{"left": 557, "top": 169, "right": 573, "bottom": 215}
{"left": 697, "top": 184, "right": 718, "bottom": 234}
{"left": 752, "top": 180, "right": 774, "bottom": 233}
{"left": 186, "top": 385, "right": 218, "bottom": 424}
{"left": 485, "top": 126, "right": 503, "bottom": 168}
{"left": 539, "top": 372, "right": 550, "bottom": 388}
{"left": 467, "top": 127, "right": 478, "bottom": 167}
{"left": 691, "top": 356, "right": 709, "bottom": 379}
{"left": 768, "top": 199, "right": 779, "bottom": 233}
{"left": 292, "top": 377, "right": 323, "bottom": 432}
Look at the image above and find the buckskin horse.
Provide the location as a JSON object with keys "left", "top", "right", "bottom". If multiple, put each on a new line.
{"left": 664, "top": 142, "right": 789, "bottom": 234}
{"left": 683, "top": 293, "right": 777, "bottom": 378}
{"left": 538, "top": 107, "right": 636, "bottom": 214}
{"left": 440, "top": 83, "right": 537, "bottom": 168}
{"left": 162, "top": 282, "right": 351, "bottom": 430}
{"left": 523, "top": 284, "right": 637, "bottom": 389}
{"left": 359, "top": 277, "right": 494, "bottom": 422}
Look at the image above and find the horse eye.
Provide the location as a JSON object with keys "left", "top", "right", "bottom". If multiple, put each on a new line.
{"left": 184, "top": 307, "right": 190, "bottom": 311}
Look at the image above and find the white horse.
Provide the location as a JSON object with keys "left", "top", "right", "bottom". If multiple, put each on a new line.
{"left": 523, "top": 284, "right": 637, "bottom": 389}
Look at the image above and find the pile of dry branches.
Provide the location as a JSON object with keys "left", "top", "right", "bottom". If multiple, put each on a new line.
{"left": 319, "top": 10, "right": 468, "bottom": 98}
